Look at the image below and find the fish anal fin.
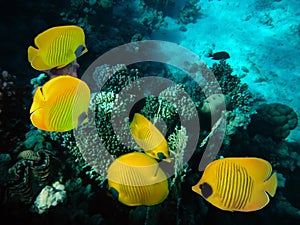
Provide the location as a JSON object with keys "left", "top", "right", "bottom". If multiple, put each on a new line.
{"left": 243, "top": 187, "right": 270, "bottom": 212}
{"left": 30, "top": 107, "right": 48, "bottom": 131}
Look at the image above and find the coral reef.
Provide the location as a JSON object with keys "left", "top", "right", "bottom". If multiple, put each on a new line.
{"left": 0, "top": 68, "right": 30, "bottom": 151}
{"left": 1, "top": 0, "right": 299, "bottom": 224}
{"left": 92, "top": 64, "right": 140, "bottom": 93}
{"left": 143, "top": 0, "right": 175, "bottom": 11}
{"left": 30, "top": 73, "right": 49, "bottom": 93}
{"left": 178, "top": 0, "right": 202, "bottom": 25}
{"left": 248, "top": 102, "right": 298, "bottom": 141}
{"left": 2, "top": 50, "right": 299, "bottom": 224}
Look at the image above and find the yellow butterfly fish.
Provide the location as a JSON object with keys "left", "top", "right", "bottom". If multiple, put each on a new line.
{"left": 130, "top": 113, "right": 171, "bottom": 162}
{"left": 107, "top": 152, "right": 169, "bottom": 206}
{"left": 30, "top": 75, "right": 90, "bottom": 132}
{"left": 28, "top": 25, "right": 88, "bottom": 71}
{"left": 192, "top": 157, "right": 278, "bottom": 212}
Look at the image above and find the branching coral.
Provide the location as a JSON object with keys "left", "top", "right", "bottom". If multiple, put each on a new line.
{"left": 168, "top": 126, "right": 189, "bottom": 187}
{"left": 159, "top": 84, "right": 199, "bottom": 120}
{"left": 207, "top": 61, "right": 254, "bottom": 138}
{"left": 92, "top": 64, "right": 140, "bottom": 93}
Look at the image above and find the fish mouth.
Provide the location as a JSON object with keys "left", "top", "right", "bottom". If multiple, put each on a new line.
{"left": 163, "top": 158, "right": 172, "bottom": 163}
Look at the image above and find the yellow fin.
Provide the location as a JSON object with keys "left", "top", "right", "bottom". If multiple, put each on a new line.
{"left": 264, "top": 172, "right": 277, "bottom": 197}
{"left": 28, "top": 46, "right": 50, "bottom": 71}
{"left": 221, "top": 157, "right": 273, "bottom": 181}
{"left": 30, "top": 107, "right": 48, "bottom": 131}
{"left": 27, "top": 46, "right": 38, "bottom": 63}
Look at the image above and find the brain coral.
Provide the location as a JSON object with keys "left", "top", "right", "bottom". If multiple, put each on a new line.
{"left": 248, "top": 103, "right": 298, "bottom": 140}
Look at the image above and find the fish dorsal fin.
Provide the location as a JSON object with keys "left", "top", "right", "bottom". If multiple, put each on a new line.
{"left": 34, "top": 26, "right": 61, "bottom": 50}
{"left": 34, "top": 25, "right": 84, "bottom": 55}
{"left": 42, "top": 75, "right": 77, "bottom": 100}
{"left": 224, "top": 157, "right": 273, "bottom": 181}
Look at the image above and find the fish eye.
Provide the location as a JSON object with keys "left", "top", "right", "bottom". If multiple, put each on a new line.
{"left": 157, "top": 152, "right": 166, "bottom": 160}
{"left": 199, "top": 182, "right": 213, "bottom": 199}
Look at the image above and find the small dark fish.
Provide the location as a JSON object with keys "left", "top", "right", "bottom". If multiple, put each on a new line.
{"left": 209, "top": 51, "right": 230, "bottom": 60}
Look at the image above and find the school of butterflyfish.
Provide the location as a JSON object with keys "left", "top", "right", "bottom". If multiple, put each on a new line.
{"left": 27, "top": 25, "right": 278, "bottom": 209}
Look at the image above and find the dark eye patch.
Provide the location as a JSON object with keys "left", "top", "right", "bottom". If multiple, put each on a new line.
{"left": 75, "top": 45, "right": 86, "bottom": 57}
{"left": 157, "top": 152, "right": 166, "bottom": 160}
{"left": 200, "top": 182, "right": 213, "bottom": 199}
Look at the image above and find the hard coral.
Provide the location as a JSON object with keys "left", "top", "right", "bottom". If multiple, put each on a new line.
{"left": 248, "top": 103, "right": 298, "bottom": 140}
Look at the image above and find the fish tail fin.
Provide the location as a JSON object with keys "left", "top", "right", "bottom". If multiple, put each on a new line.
{"left": 28, "top": 46, "right": 38, "bottom": 62}
{"left": 264, "top": 172, "right": 278, "bottom": 197}
{"left": 28, "top": 46, "right": 50, "bottom": 70}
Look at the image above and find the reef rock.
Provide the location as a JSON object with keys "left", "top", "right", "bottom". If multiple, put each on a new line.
{"left": 248, "top": 103, "right": 298, "bottom": 140}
